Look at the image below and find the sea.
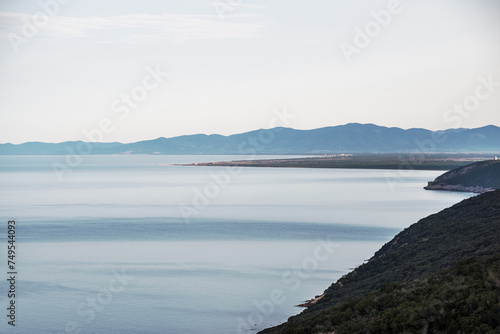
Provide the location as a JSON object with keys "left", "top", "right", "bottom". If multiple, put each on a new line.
{"left": 0, "top": 155, "right": 472, "bottom": 333}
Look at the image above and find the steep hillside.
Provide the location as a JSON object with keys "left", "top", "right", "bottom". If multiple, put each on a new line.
{"left": 261, "top": 190, "right": 500, "bottom": 333}
{"left": 266, "top": 255, "right": 500, "bottom": 333}
{"left": 425, "top": 160, "right": 500, "bottom": 193}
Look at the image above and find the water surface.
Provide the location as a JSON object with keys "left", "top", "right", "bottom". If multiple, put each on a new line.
{"left": 0, "top": 156, "right": 472, "bottom": 333}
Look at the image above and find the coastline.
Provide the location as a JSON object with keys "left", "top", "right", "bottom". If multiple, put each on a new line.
{"left": 175, "top": 154, "right": 494, "bottom": 171}
{"left": 260, "top": 190, "right": 500, "bottom": 333}
{"left": 424, "top": 183, "right": 496, "bottom": 194}
{"left": 296, "top": 293, "right": 325, "bottom": 308}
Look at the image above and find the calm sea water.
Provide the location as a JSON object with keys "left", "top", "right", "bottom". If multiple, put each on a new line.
{"left": 0, "top": 156, "right": 472, "bottom": 333}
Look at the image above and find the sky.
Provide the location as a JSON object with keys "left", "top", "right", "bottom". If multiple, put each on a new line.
{"left": 0, "top": 0, "right": 499, "bottom": 144}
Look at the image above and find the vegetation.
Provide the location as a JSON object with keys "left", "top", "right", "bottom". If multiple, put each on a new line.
{"left": 187, "top": 153, "right": 496, "bottom": 171}
{"left": 425, "top": 160, "right": 500, "bottom": 192}
{"left": 260, "top": 190, "right": 500, "bottom": 333}
{"left": 267, "top": 255, "right": 500, "bottom": 334}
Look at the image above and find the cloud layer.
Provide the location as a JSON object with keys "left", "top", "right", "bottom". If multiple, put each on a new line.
{"left": 0, "top": 11, "right": 265, "bottom": 44}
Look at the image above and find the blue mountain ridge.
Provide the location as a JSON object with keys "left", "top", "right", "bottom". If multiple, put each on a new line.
{"left": 1, "top": 123, "right": 500, "bottom": 155}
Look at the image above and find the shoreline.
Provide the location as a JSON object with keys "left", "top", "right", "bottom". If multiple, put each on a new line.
{"left": 424, "top": 183, "right": 496, "bottom": 194}
{"left": 296, "top": 293, "right": 325, "bottom": 308}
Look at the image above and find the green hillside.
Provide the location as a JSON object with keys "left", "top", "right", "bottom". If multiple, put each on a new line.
{"left": 261, "top": 190, "right": 500, "bottom": 333}
{"left": 425, "top": 160, "right": 500, "bottom": 193}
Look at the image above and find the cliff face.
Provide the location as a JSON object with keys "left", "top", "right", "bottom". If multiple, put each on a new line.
{"left": 260, "top": 190, "right": 500, "bottom": 333}
{"left": 424, "top": 160, "right": 500, "bottom": 193}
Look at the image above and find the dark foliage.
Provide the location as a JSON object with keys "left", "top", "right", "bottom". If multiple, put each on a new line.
{"left": 426, "top": 160, "right": 500, "bottom": 190}
{"left": 261, "top": 190, "right": 500, "bottom": 333}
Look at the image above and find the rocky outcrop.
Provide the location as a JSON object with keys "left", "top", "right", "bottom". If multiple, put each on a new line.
{"left": 424, "top": 182, "right": 495, "bottom": 193}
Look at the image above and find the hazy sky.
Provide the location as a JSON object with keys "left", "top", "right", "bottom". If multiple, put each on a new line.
{"left": 0, "top": 0, "right": 499, "bottom": 144}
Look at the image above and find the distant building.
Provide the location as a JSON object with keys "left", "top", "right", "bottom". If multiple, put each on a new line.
{"left": 495, "top": 156, "right": 498, "bottom": 161}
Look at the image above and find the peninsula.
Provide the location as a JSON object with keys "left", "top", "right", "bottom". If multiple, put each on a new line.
{"left": 179, "top": 153, "right": 496, "bottom": 171}
{"left": 424, "top": 159, "right": 500, "bottom": 193}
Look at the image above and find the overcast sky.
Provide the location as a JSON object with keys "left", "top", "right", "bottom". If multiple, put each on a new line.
{"left": 0, "top": 0, "right": 499, "bottom": 144}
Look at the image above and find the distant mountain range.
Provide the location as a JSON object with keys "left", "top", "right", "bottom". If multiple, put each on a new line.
{"left": 2, "top": 123, "right": 500, "bottom": 155}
